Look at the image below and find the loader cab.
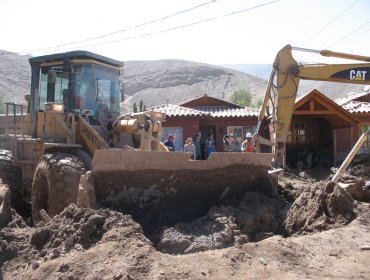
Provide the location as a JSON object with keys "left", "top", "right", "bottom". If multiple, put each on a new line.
{"left": 29, "top": 51, "right": 123, "bottom": 136}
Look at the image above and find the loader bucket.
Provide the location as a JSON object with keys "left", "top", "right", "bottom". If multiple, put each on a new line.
{"left": 92, "top": 149, "right": 275, "bottom": 231}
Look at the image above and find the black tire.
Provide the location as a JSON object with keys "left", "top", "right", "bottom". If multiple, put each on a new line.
{"left": 32, "top": 152, "right": 86, "bottom": 223}
{"left": 0, "top": 149, "right": 24, "bottom": 214}
{"left": 0, "top": 149, "right": 21, "bottom": 187}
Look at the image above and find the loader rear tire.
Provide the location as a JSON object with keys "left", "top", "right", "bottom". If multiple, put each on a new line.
{"left": 0, "top": 149, "right": 21, "bottom": 188}
{"left": 32, "top": 152, "right": 86, "bottom": 223}
{"left": 0, "top": 149, "right": 24, "bottom": 215}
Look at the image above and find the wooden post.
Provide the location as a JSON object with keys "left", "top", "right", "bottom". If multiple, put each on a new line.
{"left": 332, "top": 132, "right": 368, "bottom": 183}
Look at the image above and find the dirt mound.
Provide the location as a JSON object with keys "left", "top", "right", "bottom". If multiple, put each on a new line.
{"left": 157, "top": 192, "right": 285, "bottom": 254}
{"left": 30, "top": 204, "right": 150, "bottom": 251}
{"left": 284, "top": 181, "right": 356, "bottom": 236}
{"left": 1, "top": 204, "right": 151, "bottom": 278}
{"left": 348, "top": 164, "right": 370, "bottom": 180}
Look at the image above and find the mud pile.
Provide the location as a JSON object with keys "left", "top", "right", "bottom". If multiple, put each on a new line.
{"left": 157, "top": 192, "right": 285, "bottom": 254}
{"left": 348, "top": 163, "right": 370, "bottom": 180}
{"left": 1, "top": 204, "right": 151, "bottom": 276}
{"left": 284, "top": 181, "right": 356, "bottom": 236}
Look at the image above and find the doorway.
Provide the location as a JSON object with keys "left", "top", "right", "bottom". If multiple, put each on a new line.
{"left": 200, "top": 126, "right": 215, "bottom": 159}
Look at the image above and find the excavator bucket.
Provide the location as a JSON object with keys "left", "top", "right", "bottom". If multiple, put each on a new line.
{"left": 92, "top": 149, "right": 275, "bottom": 230}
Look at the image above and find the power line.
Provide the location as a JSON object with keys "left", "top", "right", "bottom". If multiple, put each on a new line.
{"left": 300, "top": 0, "right": 360, "bottom": 46}
{"left": 304, "top": 20, "right": 370, "bottom": 61}
{"left": 324, "top": 21, "right": 370, "bottom": 49}
{"left": 19, "top": 0, "right": 220, "bottom": 54}
{"left": 43, "top": 0, "right": 280, "bottom": 54}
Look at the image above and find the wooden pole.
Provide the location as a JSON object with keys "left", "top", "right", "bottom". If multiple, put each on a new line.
{"left": 332, "top": 132, "right": 368, "bottom": 183}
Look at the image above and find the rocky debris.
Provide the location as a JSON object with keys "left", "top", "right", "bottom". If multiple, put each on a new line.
{"left": 157, "top": 192, "right": 285, "bottom": 254}
{"left": 339, "top": 179, "right": 370, "bottom": 203}
{"left": 0, "top": 204, "right": 151, "bottom": 276}
{"left": 29, "top": 204, "right": 150, "bottom": 252}
{"left": 348, "top": 163, "right": 370, "bottom": 180}
{"left": 284, "top": 181, "right": 356, "bottom": 236}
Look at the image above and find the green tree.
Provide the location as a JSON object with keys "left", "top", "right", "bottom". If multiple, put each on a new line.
{"left": 229, "top": 89, "right": 253, "bottom": 107}
{"left": 256, "top": 99, "right": 263, "bottom": 108}
{"left": 132, "top": 103, "right": 138, "bottom": 113}
{"left": 139, "top": 100, "right": 144, "bottom": 112}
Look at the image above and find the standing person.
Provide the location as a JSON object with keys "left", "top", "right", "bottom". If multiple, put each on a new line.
{"left": 242, "top": 133, "right": 255, "bottom": 153}
{"left": 223, "top": 134, "right": 230, "bottom": 152}
{"left": 183, "top": 137, "right": 196, "bottom": 159}
{"left": 229, "top": 134, "right": 241, "bottom": 152}
{"left": 205, "top": 134, "right": 215, "bottom": 159}
{"left": 193, "top": 134, "right": 201, "bottom": 160}
{"left": 164, "top": 134, "right": 175, "bottom": 151}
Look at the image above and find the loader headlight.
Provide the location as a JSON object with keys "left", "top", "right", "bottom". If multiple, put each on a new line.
{"left": 45, "top": 102, "right": 64, "bottom": 113}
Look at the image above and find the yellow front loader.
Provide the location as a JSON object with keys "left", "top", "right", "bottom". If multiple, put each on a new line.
{"left": 0, "top": 51, "right": 274, "bottom": 230}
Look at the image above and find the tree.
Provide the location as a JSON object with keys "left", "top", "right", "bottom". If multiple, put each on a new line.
{"left": 132, "top": 100, "right": 147, "bottom": 113}
{"left": 229, "top": 89, "right": 253, "bottom": 107}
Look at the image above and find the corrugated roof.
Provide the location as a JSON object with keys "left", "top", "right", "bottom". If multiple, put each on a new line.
{"left": 342, "top": 101, "right": 370, "bottom": 113}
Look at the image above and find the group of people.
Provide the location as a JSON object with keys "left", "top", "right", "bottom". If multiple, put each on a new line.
{"left": 164, "top": 134, "right": 201, "bottom": 159}
{"left": 223, "top": 133, "right": 255, "bottom": 153}
{"left": 164, "top": 132, "right": 255, "bottom": 160}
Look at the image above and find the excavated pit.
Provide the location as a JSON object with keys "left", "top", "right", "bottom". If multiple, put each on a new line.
{"left": 92, "top": 164, "right": 276, "bottom": 237}
{"left": 1, "top": 159, "right": 359, "bottom": 259}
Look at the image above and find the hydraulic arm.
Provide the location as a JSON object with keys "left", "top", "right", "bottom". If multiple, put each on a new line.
{"left": 256, "top": 45, "right": 370, "bottom": 168}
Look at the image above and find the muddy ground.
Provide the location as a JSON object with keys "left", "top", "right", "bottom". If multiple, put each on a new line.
{"left": 1, "top": 164, "right": 370, "bottom": 280}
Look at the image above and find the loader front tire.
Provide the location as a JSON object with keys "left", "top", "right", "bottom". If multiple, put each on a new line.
{"left": 32, "top": 152, "right": 86, "bottom": 223}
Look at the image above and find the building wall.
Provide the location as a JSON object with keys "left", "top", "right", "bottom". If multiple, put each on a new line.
{"left": 162, "top": 116, "right": 260, "bottom": 152}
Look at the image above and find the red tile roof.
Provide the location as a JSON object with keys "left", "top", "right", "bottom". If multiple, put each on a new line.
{"left": 336, "top": 91, "right": 370, "bottom": 106}
{"left": 151, "top": 104, "right": 259, "bottom": 118}
{"left": 342, "top": 101, "right": 370, "bottom": 113}
{"left": 151, "top": 104, "right": 208, "bottom": 117}
{"left": 192, "top": 106, "right": 259, "bottom": 117}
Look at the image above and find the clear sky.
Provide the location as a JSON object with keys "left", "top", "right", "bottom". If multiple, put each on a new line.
{"left": 0, "top": 0, "right": 369, "bottom": 65}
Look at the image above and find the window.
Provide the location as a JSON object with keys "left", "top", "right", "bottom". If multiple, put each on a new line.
{"left": 39, "top": 70, "right": 69, "bottom": 111}
{"left": 227, "top": 126, "right": 255, "bottom": 144}
{"left": 294, "top": 122, "right": 305, "bottom": 143}
{"left": 74, "top": 64, "right": 120, "bottom": 119}
{"left": 161, "top": 127, "right": 183, "bottom": 152}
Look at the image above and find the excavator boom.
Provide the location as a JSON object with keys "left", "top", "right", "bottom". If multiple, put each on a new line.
{"left": 257, "top": 45, "right": 370, "bottom": 168}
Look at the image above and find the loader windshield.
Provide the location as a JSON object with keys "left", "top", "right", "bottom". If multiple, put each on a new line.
{"left": 39, "top": 69, "right": 69, "bottom": 111}
{"left": 74, "top": 64, "right": 120, "bottom": 120}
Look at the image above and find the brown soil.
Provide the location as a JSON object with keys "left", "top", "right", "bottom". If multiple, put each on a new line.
{"left": 1, "top": 167, "right": 370, "bottom": 280}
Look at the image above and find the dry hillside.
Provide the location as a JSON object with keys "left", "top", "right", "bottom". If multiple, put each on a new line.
{"left": 0, "top": 50, "right": 366, "bottom": 112}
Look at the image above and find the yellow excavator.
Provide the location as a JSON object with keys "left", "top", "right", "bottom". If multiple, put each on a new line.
{"left": 0, "top": 51, "right": 274, "bottom": 229}
{"left": 254, "top": 45, "right": 370, "bottom": 168}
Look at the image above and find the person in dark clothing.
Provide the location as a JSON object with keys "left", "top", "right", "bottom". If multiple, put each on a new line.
{"left": 164, "top": 134, "right": 175, "bottom": 151}
{"left": 193, "top": 134, "right": 201, "bottom": 160}
{"left": 223, "top": 134, "right": 230, "bottom": 152}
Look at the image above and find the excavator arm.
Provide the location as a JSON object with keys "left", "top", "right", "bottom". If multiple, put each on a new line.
{"left": 256, "top": 44, "right": 370, "bottom": 168}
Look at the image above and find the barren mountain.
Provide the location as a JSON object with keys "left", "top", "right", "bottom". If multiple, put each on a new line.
{"left": 224, "top": 63, "right": 365, "bottom": 99}
{"left": 0, "top": 50, "right": 31, "bottom": 107}
{"left": 122, "top": 60, "right": 266, "bottom": 108}
{"left": 0, "top": 50, "right": 365, "bottom": 113}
